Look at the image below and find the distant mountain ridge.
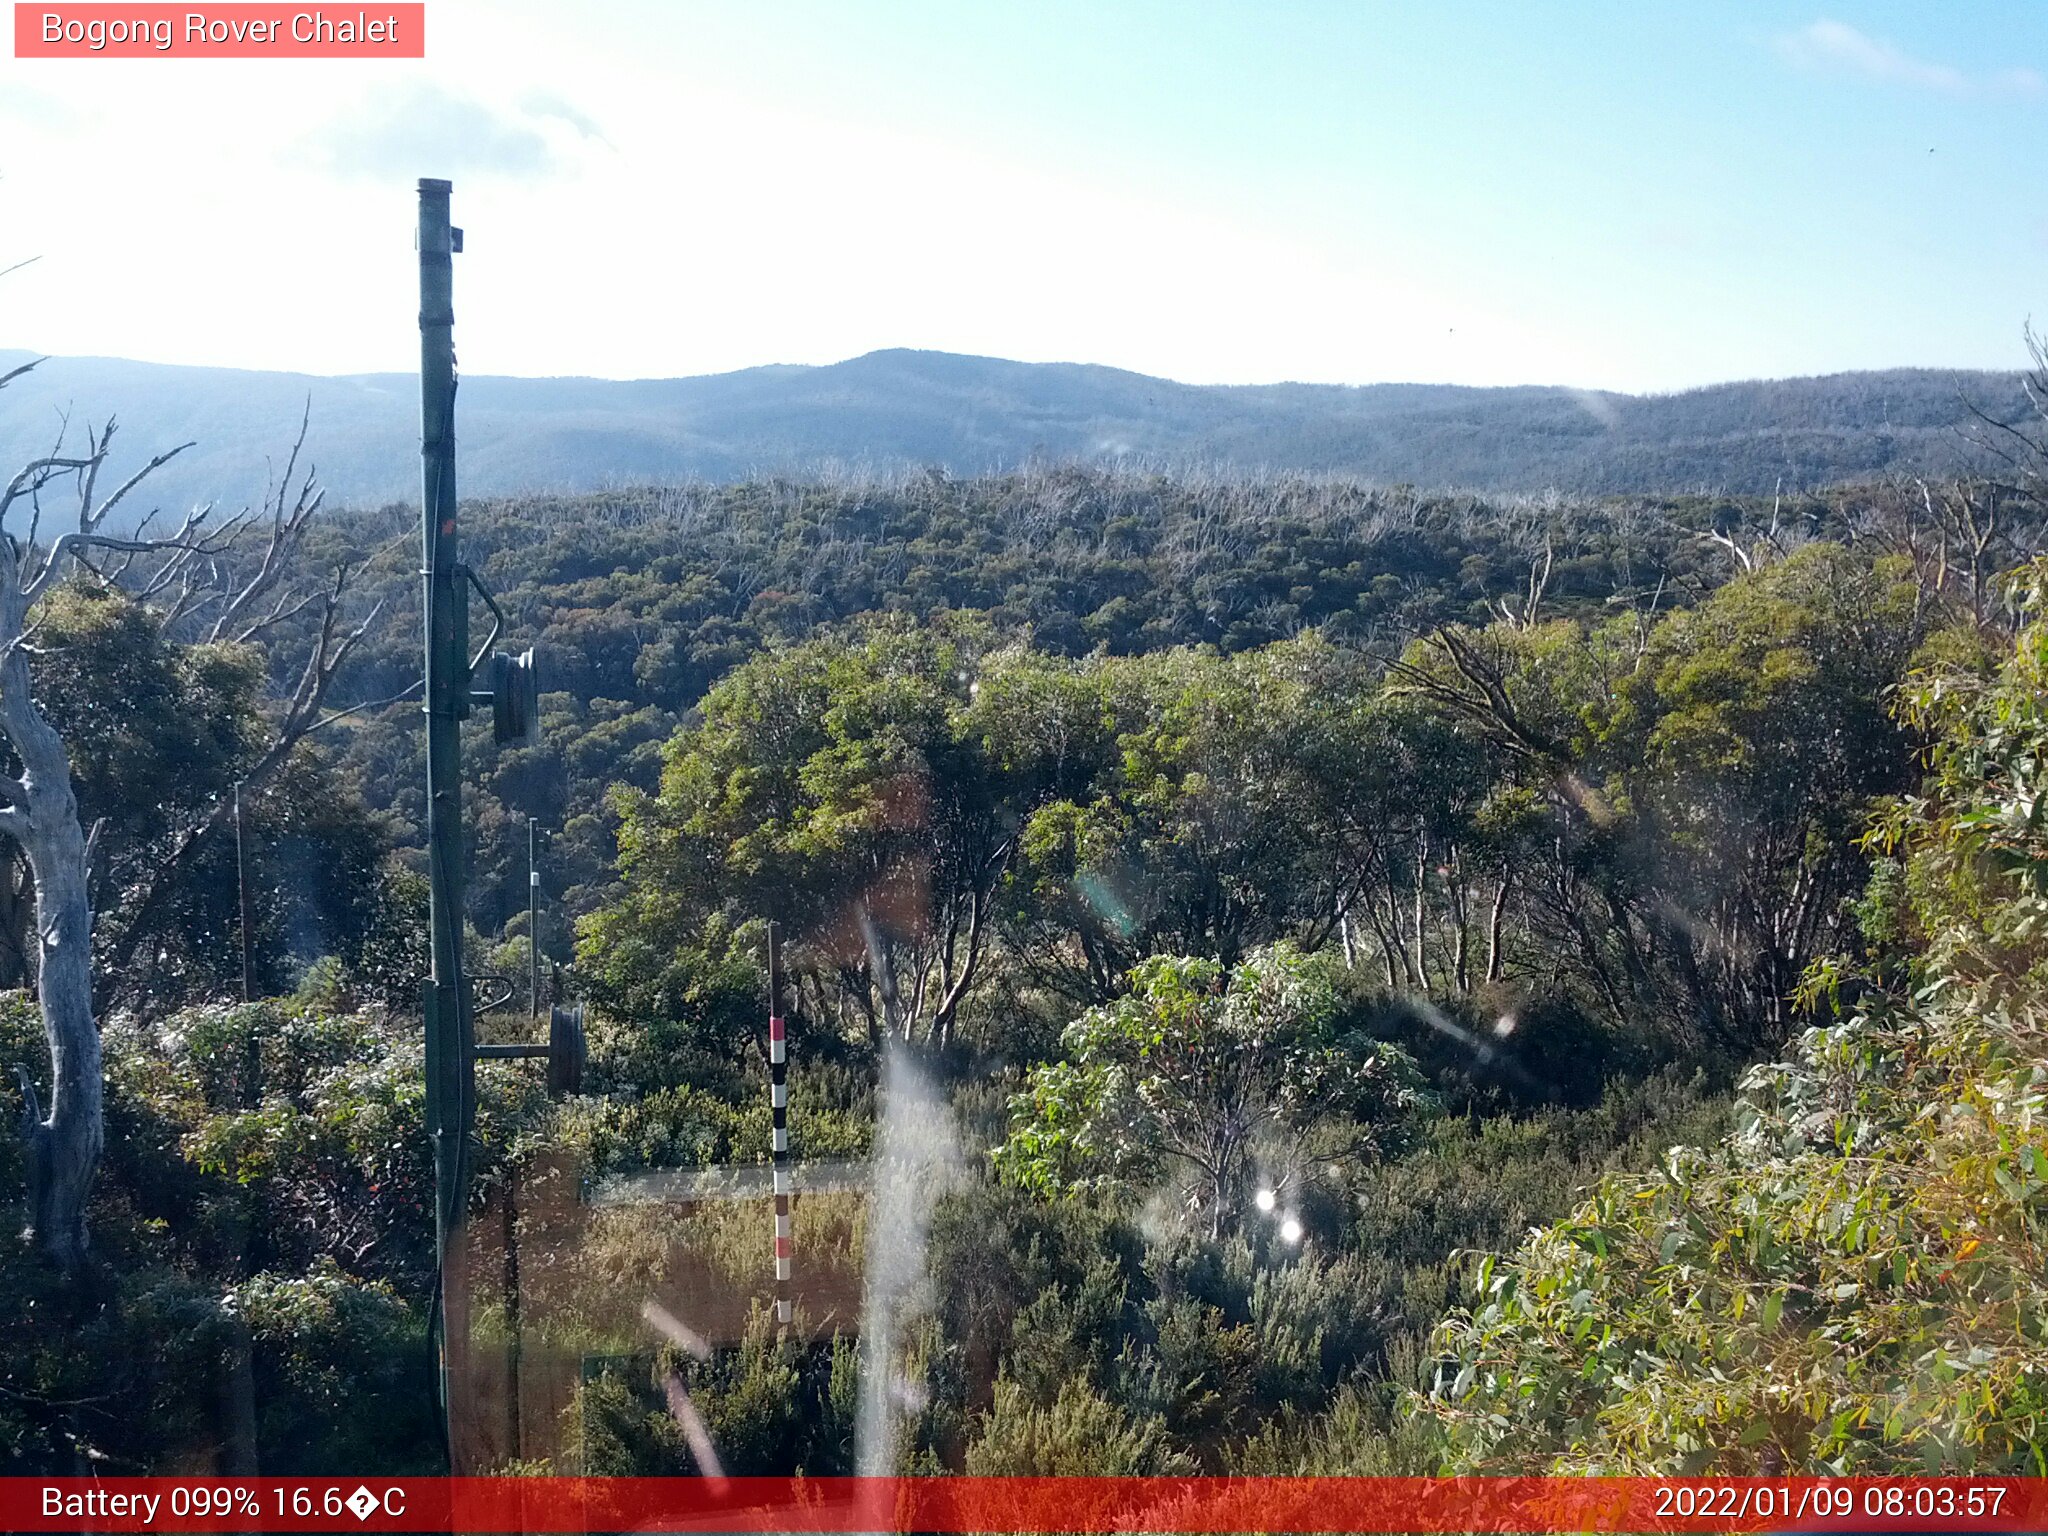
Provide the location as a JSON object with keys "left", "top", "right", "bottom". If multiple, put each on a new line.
{"left": 0, "top": 346, "right": 2028, "bottom": 522}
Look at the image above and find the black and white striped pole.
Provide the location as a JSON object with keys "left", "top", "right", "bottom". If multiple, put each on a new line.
{"left": 768, "top": 921, "right": 791, "bottom": 1327}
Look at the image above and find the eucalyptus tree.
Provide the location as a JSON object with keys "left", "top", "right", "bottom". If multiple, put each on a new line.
{"left": 1613, "top": 544, "right": 1923, "bottom": 1040}
{"left": 590, "top": 616, "right": 1052, "bottom": 1050}
{"left": 1002, "top": 637, "right": 1384, "bottom": 1001}
{"left": 1389, "top": 543, "right": 1925, "bottom": 1045}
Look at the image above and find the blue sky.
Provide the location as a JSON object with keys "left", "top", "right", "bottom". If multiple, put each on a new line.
{"left": 3, "top": 2, "right": 2045, "bottom": 389}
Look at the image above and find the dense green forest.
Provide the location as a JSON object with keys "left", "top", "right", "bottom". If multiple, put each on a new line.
{"left": 4, "top": 444, "right": 2047, "bottom": 1474}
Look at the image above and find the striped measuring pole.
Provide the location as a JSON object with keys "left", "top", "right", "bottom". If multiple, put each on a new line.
{"left": 768, "top": 922, "right": 792, "bottom": 1327}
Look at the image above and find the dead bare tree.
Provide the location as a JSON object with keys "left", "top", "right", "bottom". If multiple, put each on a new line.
{"left": 1494, "top": 537, "right": 1554, "bottom": 630}
{"left": 1959, "top": 325, "right": 2048, "bottom": 513}
{"left": 1385, "top": 624, "right": 1570, "bottom": 769}
{"left": 1, "top": 369, "right": 377, "bottom": 1269}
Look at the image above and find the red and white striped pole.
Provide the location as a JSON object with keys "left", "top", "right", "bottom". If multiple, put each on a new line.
{"left": 768, "top": 921, "right": 791, "bottom": 1327}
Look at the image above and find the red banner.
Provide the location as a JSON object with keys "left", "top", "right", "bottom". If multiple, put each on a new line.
{"left": 13, "top": 4, "right": 424, "bottom": 57}
{"left": 1, "top": 1476, "right": 2042, "bottom": 1533}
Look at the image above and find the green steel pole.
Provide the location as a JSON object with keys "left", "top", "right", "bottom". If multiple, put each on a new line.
{"left": 529, "top": 816, "right": 539, "bottom": 1021}
{"left": 418, "top": 178, "right": 472, "bottom": 1424}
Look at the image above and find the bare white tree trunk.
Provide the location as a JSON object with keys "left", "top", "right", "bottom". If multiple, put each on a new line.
{"left": 0, "top": 430, "right": 131, "bottom": 1269}
{"left": 5, "top": 635, "right": 99, "bottom": 1268}
{"left": 1485, "top": 874, "right": 1512, "bottom": 985}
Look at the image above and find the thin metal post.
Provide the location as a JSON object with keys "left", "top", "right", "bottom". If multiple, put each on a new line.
{"left": 502, "top": 1159, "right": 521, "bottom": 1461}
{"left": 233, "top": 781, "right": 252, "bottom": 1003}
{"left": 768, "top": 922, "right": 791, "bottom": 1326}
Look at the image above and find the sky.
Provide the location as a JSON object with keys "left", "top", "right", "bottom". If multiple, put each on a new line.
{"left": 2, "top": 1, "right": 2045, "bottom": 392}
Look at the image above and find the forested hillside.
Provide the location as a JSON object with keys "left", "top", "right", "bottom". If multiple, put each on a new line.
{"left": 4, "top": 444, "right": 2046, "bottom": 1475}
{"left": 0, "top": 346, "right": 2030, "bottom": 515}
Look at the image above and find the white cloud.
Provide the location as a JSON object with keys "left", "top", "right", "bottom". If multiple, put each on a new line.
{"left": 297, "top": 84, "right": 560, "bottom": 181}
{"left": 520, "top": 92, "right": 611, "bottom": 148}
{"left": 1778, "top": 19, "right": 2042, "bottom": 96}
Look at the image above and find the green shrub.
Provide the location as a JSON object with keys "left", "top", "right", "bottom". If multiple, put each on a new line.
{"left": 965, "top": 1377, "right": 1193, "bottom": 1475}
{"left": 232, "top": 1261, "right": 439, "bottom": 1473}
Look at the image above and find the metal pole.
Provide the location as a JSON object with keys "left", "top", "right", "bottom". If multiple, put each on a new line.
{"left": 418, "top": 177, "right": 473, "bottom": 1433}
{"left": 768, "top": 922, "right": 791, "bottom": 1327}
{"left": 502, "top": 1159, "right": 521, "bottom": 1461}
{"left": 233, "top": 781, "right": 252, "bottom": 1003}
{"left": 528, "top": 816, "right": 539, "bottom": 1020}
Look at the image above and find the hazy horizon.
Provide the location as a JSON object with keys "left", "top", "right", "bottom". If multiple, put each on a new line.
{"left": 0, "top": 338, "right": 2030, "bottom": 400}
